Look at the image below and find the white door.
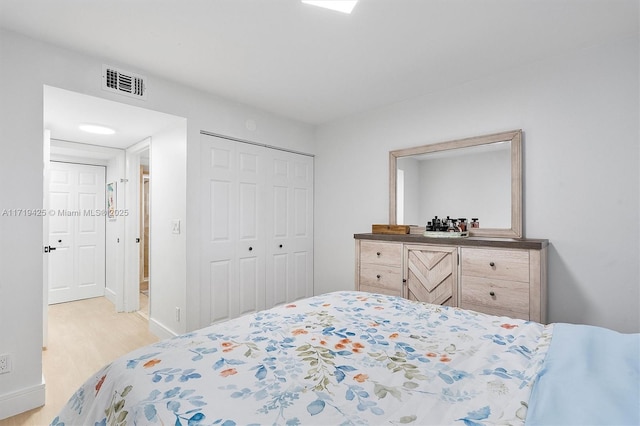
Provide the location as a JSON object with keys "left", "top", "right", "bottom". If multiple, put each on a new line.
{"left": 43, "top": 130, "right": 51, "bottom": 346}
{"left": 123, "top": 139, "right": 149, "bottom": 313}
{"left": 200, "top": 135, "right": 265, "bottom": 324}
{"left": 48, "top": 162, "right": 106, "bottom": 304}
{"left": 265, "top": 150, "right": 314, "bottom": 308}
{"left": 236, "top": 142, "right": 266, "bottom": 316}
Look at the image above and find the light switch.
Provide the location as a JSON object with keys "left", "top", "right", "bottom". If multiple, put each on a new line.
{"left": 172, "top": 219, "right": 181, "bottom": 234}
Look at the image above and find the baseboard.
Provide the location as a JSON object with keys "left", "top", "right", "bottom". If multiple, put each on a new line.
{"left": 104, "top": 287, "right": 117, "bottom": 306}
{"left": 149, "top": 317, "right": 178, "bottom": 340}
{"left": 0, "top": 380, "right": 46, "bottom": 420}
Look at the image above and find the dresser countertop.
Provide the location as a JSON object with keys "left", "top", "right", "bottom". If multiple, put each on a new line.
{"left": 354, "top": 233, "right": 548, "bottom": 250}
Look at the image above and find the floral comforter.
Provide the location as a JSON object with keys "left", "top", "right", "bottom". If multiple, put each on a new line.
{"left": 52, "top": 291, "right": 553, "bottom": 426}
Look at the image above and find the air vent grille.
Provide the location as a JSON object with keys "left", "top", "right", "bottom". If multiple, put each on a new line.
{"left": 102, "top": 65, "right": 147, "bottom": 99}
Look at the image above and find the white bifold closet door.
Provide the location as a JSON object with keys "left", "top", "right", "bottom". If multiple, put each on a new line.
{"left": 200, "top": 133, "right": 313, "bottom": 325}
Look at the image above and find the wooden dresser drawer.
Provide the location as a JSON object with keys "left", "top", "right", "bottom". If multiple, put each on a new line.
{"left": 359, "top": 264, "right": 402, "bottom": 292}
{"left": 359, "top": 284, "right": 402, "bottom": 297}
{"left": 461, "top": 248, "right": 529, "bottom": 283}
{"left": 460, "top": 276, "right": 529, "bottom": 319}
{"left": 360, "top": 241, "right": 402, "bottom": 266}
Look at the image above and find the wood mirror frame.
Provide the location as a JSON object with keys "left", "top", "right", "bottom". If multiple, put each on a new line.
{"left": 389, "top": 129, "right": 522, "bottom": 238}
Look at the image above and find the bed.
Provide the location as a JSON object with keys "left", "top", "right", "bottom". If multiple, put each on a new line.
{"left": 52, "top": 291, "right": 639, "bottom": 426}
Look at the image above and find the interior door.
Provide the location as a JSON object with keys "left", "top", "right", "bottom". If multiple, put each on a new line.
{"left": 43, "top": 130, "right": 50, "bottom": 347}
{"left": 123, "top": 139, "right": 148, "bottom": 313}
{"left": 48, "top": 161, "right": 106, "bottom": 304}
{"left": 265, "top": 150, "right": 314, "bottom": 308}
{"left": 200, "top": 134, "right": 265, "bottom": 324}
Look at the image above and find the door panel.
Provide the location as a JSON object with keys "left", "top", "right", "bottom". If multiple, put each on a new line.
{"left": 404, "top": 245, "right": 457, "bottom": 307}
{"left": 266, "top": 150, "right": 314, "bottom": 307}
{"left": 48, "top": 162, "right": 106, "bottom": 304}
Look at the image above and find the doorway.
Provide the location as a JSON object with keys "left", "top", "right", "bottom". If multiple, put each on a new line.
{"left": 43, "top": 85, "right": 186, "bottom": 333}
{"left": 138, "top": 155, "right": 150, "bottom": 319}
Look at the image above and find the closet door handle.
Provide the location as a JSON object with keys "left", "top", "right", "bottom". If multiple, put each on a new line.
{"left": 249, "top": 246, "right": 253, "bottom": 251}
{"left": 279, "top": 244, "right": 283, "bottom": 248}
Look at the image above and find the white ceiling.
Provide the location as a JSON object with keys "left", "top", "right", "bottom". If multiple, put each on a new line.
{"left": 1, "top": 0, "right": 638, "bottom": 130}
{"left": 44, "top": 86, "right": 185, "bottom": 149}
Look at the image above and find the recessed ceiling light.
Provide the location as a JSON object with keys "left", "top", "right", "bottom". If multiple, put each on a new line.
{"left": 301, "top": 1, "right": 358, "bottom": 14}
{"left": 79, "top": 124, "right": 116, "bottom": 135}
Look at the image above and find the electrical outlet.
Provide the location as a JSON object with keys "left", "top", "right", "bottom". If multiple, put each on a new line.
{"left": 0, "top": 354, "right": 11, "bottom": 374}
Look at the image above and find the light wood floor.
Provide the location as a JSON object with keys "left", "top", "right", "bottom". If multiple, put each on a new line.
{"left": 0, "top": 296, "right": 158, "bottom": 426}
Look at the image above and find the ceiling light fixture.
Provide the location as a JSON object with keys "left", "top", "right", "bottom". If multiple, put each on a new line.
{"left": 301, "top": 0, "right": 358, "bottom": 14}
{"left": 78, "top": 124, "right": 116, "bottom": 135}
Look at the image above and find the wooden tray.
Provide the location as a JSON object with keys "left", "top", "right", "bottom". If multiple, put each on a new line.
{"left": 372, "top": 224, "right": 410, "bottom": 234}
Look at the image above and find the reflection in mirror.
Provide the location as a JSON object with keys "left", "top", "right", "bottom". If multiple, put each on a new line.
{"left": 390, "top": 130, "right": 522, "bottom": 238}
{"left": 397, "top": 142, "right": 511, "bottom": 227}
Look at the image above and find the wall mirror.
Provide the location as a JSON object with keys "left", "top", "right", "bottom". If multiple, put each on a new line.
{"left": 390, "top": 129, "right": 522, "bottom": 238}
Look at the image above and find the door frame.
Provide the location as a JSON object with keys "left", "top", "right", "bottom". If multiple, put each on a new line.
{"left": 124, "top": 138, "right": 150, "bottom": 312}
{"left": 42, "top": 130, "right": 51, "bottom": 348}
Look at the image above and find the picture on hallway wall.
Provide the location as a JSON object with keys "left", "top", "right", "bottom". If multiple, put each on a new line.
{"left": 107, "top": 182, "right": 116, "bottom": 220}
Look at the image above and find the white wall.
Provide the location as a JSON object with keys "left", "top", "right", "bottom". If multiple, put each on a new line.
{"left": 149, "top": 122, "right": 188, "bottom": 337}
{"left": 0, "top": 28, "right": 314, "bottom": 419}
{"left": 314, "top": 35, "right": 639, "bottom": 334}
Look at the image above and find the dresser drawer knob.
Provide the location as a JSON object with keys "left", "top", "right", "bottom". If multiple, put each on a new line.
{"left": 489, "top": 291, "right": 495, "bottom": 297}
{"left": 376, "top": 274, "right": 381, "bottom": 279}
{"left": 489, "top": 262, "right": 495, "bottom": 267}
{"left": 376, "top": 252, "right": 381, "bottom": 256}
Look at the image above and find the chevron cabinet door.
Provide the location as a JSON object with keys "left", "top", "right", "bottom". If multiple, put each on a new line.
{"left": 404, "top": 245, "right": 457, "bottom": 307}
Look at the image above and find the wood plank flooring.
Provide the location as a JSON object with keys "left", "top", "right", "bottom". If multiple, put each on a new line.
{"left": 0, "top": 296, "right": 158, "bottom": 426}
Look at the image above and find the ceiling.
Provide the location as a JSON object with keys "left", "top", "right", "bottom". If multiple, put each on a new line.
{"left": 44, "top": 86, "right": 185, "bottom": 150}
{"left": 1, "top": 0, "right": 638, "bottom": 130}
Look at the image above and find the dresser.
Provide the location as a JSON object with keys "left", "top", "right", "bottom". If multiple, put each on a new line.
{"left": 355, "top": 233, "right": 548, "bottom": 323}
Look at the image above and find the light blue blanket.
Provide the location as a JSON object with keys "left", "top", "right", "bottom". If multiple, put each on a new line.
{"left": 526, "top": 323, "right": 640, "bottom": 425}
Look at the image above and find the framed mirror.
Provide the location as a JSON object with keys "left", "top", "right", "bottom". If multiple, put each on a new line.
{"left": 390, "top": 129, "right": 522, "bottom": 238}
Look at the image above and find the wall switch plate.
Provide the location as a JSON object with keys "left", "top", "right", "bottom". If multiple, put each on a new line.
{"left": 0, "top": 354, "right": 11, "bottom": 374}
{"left": 172, "top": 219, "right": 181, "bottom": 235}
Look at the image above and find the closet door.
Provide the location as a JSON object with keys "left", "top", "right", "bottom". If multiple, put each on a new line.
{"left": 265, "top": 150, "right": 314, "bottom": 308}
{"left": 200, "top": 135, "right": 265, "bottom": 324}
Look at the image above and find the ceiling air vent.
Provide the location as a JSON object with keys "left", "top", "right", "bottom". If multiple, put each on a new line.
{"left": 102, "top": 65, "right": 147, "bottom": 100}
